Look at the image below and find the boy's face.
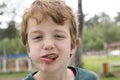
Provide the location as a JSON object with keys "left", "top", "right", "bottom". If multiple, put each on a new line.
{"left": 27, "top": 18, "right": 77, "bottom": 72}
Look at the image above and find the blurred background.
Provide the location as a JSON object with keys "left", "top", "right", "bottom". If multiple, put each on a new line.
{"left": 0, "top": 0, "right": 120, "bottom": 80}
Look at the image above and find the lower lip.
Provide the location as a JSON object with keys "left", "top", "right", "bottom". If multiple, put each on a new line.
{"left": 41, "top": 58, "right": 54, "bottom": 64}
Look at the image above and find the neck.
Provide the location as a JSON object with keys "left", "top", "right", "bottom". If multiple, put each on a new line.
{"left": 34, "top": 68, "right": 75, "bottom": 80}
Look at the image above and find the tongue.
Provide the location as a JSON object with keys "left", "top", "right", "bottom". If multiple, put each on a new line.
{"left": 41, "top": 54, "right": 58, "bottom": 63}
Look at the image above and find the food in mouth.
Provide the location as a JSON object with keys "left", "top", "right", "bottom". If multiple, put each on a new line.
{"left": 43, "top": 54, "right": 58, "bottom": 60}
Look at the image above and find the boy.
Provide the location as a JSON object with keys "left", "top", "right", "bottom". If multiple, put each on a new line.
{"left": 20, "top": 0, "right": 98, "bottom": 80}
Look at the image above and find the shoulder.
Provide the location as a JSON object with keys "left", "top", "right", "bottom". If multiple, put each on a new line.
{"left": 22, "top": 71, "right": 37, "bottom": 80}
{"left": 69, "top": 66, "right": 98, "bottom": 80}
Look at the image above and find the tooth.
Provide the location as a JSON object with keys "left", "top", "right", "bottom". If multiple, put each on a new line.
{"left": 48, "top": 54, "right": 55, "bottom": 58}
{"left": 47, "top": 54, "right": 58, "bottom": 59}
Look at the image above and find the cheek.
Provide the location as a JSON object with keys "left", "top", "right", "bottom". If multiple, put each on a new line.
{"left": 28, "top": 41, "right": 40, "bottom": 52}
{"left": 28, "top": 49, "right": 37, "bottom": 59}
{"left": 28, "top": 49, "right": 40, "bottom": 64}
{"left": 28, "top": 43, "right": 40, "bottom": 58}
{"left": 59, "top": 40, "right": 71, "bottom": 55}
{"left": 58, "top": 42, "right": 71, "bottom": 65}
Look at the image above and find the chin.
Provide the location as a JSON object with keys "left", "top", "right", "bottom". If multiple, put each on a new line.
{"left": 35, "top": 64, "right": 58, "bottom": 73}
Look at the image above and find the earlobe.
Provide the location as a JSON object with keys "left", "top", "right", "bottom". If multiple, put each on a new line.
{"left": 76, "top": 37, "right": 80, "bottom": 45}
{"left": 73, "top": 37, "right": 80, "bottom": 49}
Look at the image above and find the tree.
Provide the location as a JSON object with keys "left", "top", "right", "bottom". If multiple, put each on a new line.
{"left": 0, "top": 20, "right": 18, "bottom": 40}
{"left": 4, "top": 20, "right": 18, "bottom": 39}
{"left": 81, "top": 13, "right": 120, "bottom": 52}
{"left": 115, "top": 12, "right": 120, "bottom": 25}
{"left": 0, "top": 1, "right": 25, "bottom": 55}
{"left": 72, "top": 0, "right": 83, "bottom": 67}
{"left": 0, "top": 38, "right": 26, "bottom": 55}
{"left": 0, "top": 2, "right": 6, "bottom": 15}
{"left": 84, "top": 15, "right": 100, "bottom": 28}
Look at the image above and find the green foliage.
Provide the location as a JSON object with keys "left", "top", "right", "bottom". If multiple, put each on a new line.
{"left": 0, "top": 3, "right": 6, "bottom": 15}
{"left": 82, "top": 13, "right": 120, "bottom": 51}
{"left": 0, "top": 29, "right": 4, "bottom": 39}
{"left": 103, "top": 24, "right": 120, "bottom": 43}
{"left": 82, "top": 26, "right": 104, "bottom": 51}
{"left": 0, "top": 20, "right": 18, "bottom": 40}
{"left": 0, "top": 38, "right": 26, "bottom": 55}
{"left": 3, "top": 21, "right": 18, "bottom": 39}
{"left": 0, "top": 20, "right": 26, "bottom": 55}
{"left": 115, "top": 12, "right": 120, "bottom": 23}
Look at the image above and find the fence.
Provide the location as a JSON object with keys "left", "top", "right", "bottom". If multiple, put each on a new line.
{"left": 101, "top": 62, "right": 120, "bottom": 74}
{"left": 0, "top": 57, "right": 33, "bottom": 72}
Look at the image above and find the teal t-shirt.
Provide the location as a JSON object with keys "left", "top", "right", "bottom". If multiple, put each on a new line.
{"left": 23, "top": 66, "right": 98, "bottom": 80}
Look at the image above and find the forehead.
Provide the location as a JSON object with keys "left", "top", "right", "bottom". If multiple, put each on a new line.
{"left": 27, "top": 18, "right": 70, "bottom": 33}
{"left": 28, "top": 17, "right": 69, "bottom": 27}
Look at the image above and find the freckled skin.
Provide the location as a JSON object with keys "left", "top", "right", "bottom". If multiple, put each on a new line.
{"left": 27, "top": 18, "right": 77, "bottom": 72}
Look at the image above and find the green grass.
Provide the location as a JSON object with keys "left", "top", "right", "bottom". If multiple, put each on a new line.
{"left": 83, "top": 55, "right": 120, "bottom": 72}
{"left": 82, "top": 55, "right": 120, "bottom": 80}
{"left": 100, "top": 77, "right": 120, "bottom": 80}
{"left": 0, "top": 71, "right": 29, "bottom": 78}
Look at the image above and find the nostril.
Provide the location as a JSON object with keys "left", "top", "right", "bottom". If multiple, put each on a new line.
{"left": 44, "top": 46, "right": 54, "bottom": 50}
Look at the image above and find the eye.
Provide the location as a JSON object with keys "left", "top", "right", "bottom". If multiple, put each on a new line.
{"left": 54, "top": 34, "right": 65, "bottom": 39}
{"left": 33, "top": 35, "right": 43, "bottom": 40}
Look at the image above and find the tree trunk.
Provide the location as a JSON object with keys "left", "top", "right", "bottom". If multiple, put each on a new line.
{"left": 72, "top": 0, "right": 83, "bottom": 67}
{"left": 78, "top": 0, "right": 83, "bottom": 37}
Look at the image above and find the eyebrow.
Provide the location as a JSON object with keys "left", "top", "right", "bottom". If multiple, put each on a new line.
{"left": 53, "top": 29, "right": 67, "bottom": 34}
{"left": 29, "top": 29, "right": 68, "bottom": 35}
{"left": 29, "top": 31, "right": 43, "bottom": 35}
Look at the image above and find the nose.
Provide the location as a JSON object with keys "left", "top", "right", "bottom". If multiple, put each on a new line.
{"left": 42, "top": 38, "right": 55, "bottom": 51}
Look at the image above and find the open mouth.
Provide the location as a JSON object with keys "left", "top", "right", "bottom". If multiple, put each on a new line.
{"left": 42, "top": 54, "right": 58, "bottom": 60}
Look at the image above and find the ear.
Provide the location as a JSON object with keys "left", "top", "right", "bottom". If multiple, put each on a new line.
{"left": 71, "top": 37, "right": 80, "bottom": 55}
